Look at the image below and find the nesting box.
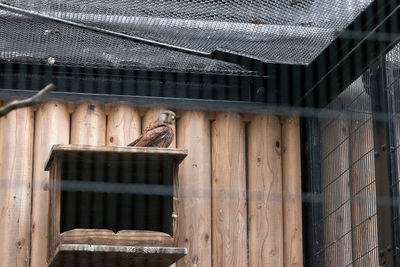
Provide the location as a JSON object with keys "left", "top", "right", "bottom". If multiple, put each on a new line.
{"left": 45, "top": 144, "right": 188, "bottom": 266}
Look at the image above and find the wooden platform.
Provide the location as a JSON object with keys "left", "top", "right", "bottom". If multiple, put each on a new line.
{"left": 45, "top": 145, "right": 188, "bottom": 266}
{"left": 50, "top": 244, "right": 187, "bottom": 267}
{"left": 50, "top": 229, "right": 187, "bottom": 266}
{"left": 45, "top": 144, "right": 188, "bottom": 171}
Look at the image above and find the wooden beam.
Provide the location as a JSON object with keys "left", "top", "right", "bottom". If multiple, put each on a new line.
{"left": 106, "top": 103, "right": 141, "bottom": 146}
{"left": 176, "top": 111, "right": 212, "bottom": 267}
{"left": 212, "top": 112, "right": 247, "bottom": 267}
{"left": 50, "top": 244, "right": 187, "bottom": 267}
{"left": 31, "top": 102, "right": 70, "bottom": 267}
{"left": 60, "top": 229, "right": 174, "bottom": 247}
{"left": 248, "top": 114, "right": 283, "bottom": 266}
{"left": 281, "top": 114, "right": 303, "bottom": 267}
{"left": 71, "top": 102, "right": 106, "bottom": 146}
{"left": 0, "top": 107, "right": 34, "bottom": 266}
{"left": 349, "top": 93, "right": 378, "bottom": 266}
{"left": 320, "top": 117, "right": 353, "bottom": 266}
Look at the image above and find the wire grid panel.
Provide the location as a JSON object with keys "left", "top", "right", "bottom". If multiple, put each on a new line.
{"left": 0, "top": 10, "right": 251, "bottom": 74}
{"left": 386, "top": 42, "right": 400, "bottom": 260}
{"left": 313, "top": 73, "right": 378, "bottom": 266}
{"left": 0, "top": 0, "right": 372, "bottom": 72}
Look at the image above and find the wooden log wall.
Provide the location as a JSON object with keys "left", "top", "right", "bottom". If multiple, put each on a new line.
{"left": 0, "top": 100, "right": 303, "bottom": 267}
{"left": 349, "top": 93, "right": 378, "bottom": 266}
{"left": 320, "top": 117, "right": 353, "bottom": 266}
{"left": 0, "top": 107, "right": 34, "bottom": 267}
{"left": 31, "top": 102, "right": 70, "bottom": 267}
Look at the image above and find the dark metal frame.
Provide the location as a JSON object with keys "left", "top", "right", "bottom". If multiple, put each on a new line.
{"left": 370, "top": 57, "right": 396, "bottom": 266}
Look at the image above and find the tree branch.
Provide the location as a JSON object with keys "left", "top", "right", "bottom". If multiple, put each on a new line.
{"left": 0, "top": 83, "right": 56, "bottom": 117}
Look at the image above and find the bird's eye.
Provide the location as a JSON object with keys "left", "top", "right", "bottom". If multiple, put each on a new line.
{"left": 171, "top": 115, "right": 175, "bottom": 120}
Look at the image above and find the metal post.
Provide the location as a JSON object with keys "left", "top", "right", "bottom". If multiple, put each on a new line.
{"left": 370, "top": 57, "right": 395, "bottom": 266}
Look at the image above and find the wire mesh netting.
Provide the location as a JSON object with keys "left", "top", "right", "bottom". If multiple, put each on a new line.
{"left": 306, "top": 42, "right": 400, "bottom": 266}
{"left": 0, "top": 0, "right": 373, "bottom": 73}
{"left": 387, "top": 43, "right": 400, "bottom": 261}
{"left": 318, "top": 76, "right": 378, "bottom": 266}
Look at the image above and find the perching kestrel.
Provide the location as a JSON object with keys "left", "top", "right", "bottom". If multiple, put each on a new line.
{"left": 128, "top": 110, "right": 175, "bottom": 148}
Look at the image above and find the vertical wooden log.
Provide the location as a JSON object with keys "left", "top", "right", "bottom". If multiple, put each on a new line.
{"left": 248, "top": 114, "right": 283, "bottom": 266}
{"left": 0, "top": 107, "right": 34, "bottom": 267}
{"left": 70, "top": 102, "right": 106, "bottom": 229}
{"left": 212, "top": 112, "right": 247, "bottom": 267}
{"left": 281, "top": 115, "right": 303, "bottom": 267}
{"left": 106, "top": 103, "right": 141, "bottom": 230}
{"left": 350, "top": 111, "right": 378, "bottom": 266}
{"left": 320, "top": 118, "right": 353, "bottom": 266}
{"left": 71, "top": 102, "right": 106, "bottom": 146}
{"left": 106, "top": 103, "right": 141, "bottom": 146}
{"left": 31, "top": 102, "right": 70, "bottom": 267}
{"left": 176, "top": 111, "right": 212, "bottom": 267}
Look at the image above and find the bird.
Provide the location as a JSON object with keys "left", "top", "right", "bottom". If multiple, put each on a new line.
{"left": 128, "top": 110, "right": 175, "bottom": 148}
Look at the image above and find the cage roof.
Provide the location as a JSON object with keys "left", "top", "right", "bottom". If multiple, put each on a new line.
{"left": 0, "top": 0, "right": 374, "bottom": 75}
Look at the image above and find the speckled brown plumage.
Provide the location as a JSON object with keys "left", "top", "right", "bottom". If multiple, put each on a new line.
{"left": 128, "top": 110, "right": 175, "bottom": 148}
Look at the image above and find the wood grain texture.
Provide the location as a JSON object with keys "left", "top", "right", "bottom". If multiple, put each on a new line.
{"left": 176, "top": 111, "right": 212, "bottom": 267}
{"left": 350, "top": 115, "right": 378, "bottom": 266}
{"left": 71, "top": 102, "right": 106, "bottom": 145}
{"left": 281, "top": 115, "right": 303, "bottom": 267}
{"left": 60, "top": 229, "right": 174, "bottom": 247}
{"left": 320, "top": 118, "right": 353, "bottom": 266}
{"left": 48, "top": 158, "right": 62, "bottom": 264}
{"left": 248, "top": 114, "right": 283, "bottom": 267}
{"left": 0, "top": 107, "right": 34, "bottom": 267}
{"left": 31, "top": 102, "right": 70, "bottom": 267}
{"left": 70, "top": 102, "right": 106, "bottom": 233}
{"left": 212, "top": 112, "right": 247, "bottom": 267}
{"left": 45, "top": 145, "right": 187, "bottom": 170}
{"left": 50, "top": 244, "right": 187, "bottom": 267}
{"left": 143, "top": 107, "right": 176, "bottom": 148}
{"left": 106, "top": 104, "right": 141, "bottom": 230}
{"left": 106, "top": 103, "right": 141, "bottom": 146}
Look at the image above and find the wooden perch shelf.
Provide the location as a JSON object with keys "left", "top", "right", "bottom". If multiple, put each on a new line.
{"left": 50, "top": 229, "right": 186, "bottom": 267}
{"left": 45, "top": 144, "right": 188, "bottom": 171}
{"left": 45, "top": 144, "right": 188, "bottom": 266}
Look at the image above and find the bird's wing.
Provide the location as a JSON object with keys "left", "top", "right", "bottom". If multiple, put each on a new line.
{"left": 129, "top": 122, "right": 171, "bottom": 147}
{"left": 127, "top": 136, "right": 141, "bottom": 146}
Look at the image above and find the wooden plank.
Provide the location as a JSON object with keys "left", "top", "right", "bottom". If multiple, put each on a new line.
{"left": 45, "top": 145, "right": 187, "bottom": 170}
{"left": 48, "top": 158, "right": 62, "bottom": 264}
{"left": 248, "top": 114, "right": 283, "bottom": 266}
{"left": 281, "top": 115, "right": 303, "bottom": 267}
{"left": 31, "top": 102, "right": 70, "bottom": 267}
{"left": 0, "top": 107, "right": 34, "bottom": 267}
{"left": 211, "top": 112, "right": 247, "bottom": 267}
{"left": 320, "top": 117, "right": 353, "bottom": 266}
{"left": 50, "top": 244, "right": 187, "bottom": 267}
{"left": 176, "top": 111, "right": 212, "bottom": 267}
{"left": 350, "top": 115, "right": 378, "bottom": 266}
{"left": 106, "top": 103, "right": 141, "bottom": 146}
{"left": 60, "top": 229, "right": 173, "bottom": 247}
